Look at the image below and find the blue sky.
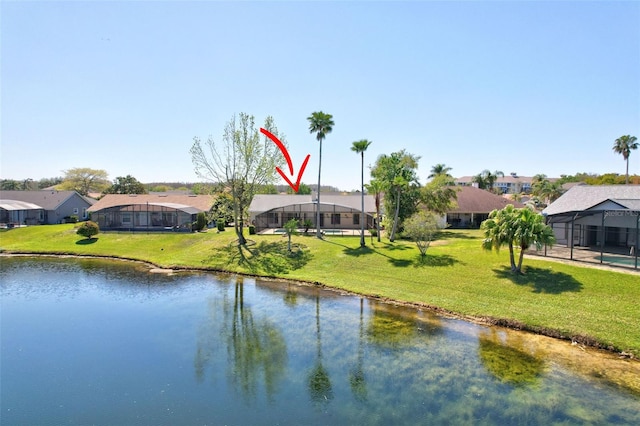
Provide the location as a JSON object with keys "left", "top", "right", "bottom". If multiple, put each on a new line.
{"left": 2, "top": 0, "right": 639, "bottom": 191}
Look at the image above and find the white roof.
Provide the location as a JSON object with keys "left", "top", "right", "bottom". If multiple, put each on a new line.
{"left": 0, "top": 200, "right": 43, "bottom": 211}
{"left": 249, "top": 194, "right": 376, "bottom": 214}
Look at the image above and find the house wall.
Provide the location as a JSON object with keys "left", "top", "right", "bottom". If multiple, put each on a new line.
{"left": 48, "top": 194, "right": 90, "bottom": 223}
{"left": 46, "top": 194, "right": 92, "bottom": 224}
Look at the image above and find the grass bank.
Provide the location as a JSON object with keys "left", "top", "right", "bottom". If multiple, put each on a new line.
{"left": 1, "top": 224, "right": 639, "bottom": 357}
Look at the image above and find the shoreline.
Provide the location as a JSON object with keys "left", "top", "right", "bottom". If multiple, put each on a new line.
{"left": 2, "top": 250, "right": 637, "bottom": 361}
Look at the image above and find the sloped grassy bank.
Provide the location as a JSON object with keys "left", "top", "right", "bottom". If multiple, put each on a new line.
{"left": 1, "top": 224, "right": 639, "bottom": 358}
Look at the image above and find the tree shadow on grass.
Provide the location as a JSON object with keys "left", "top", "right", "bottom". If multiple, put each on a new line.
{"left": 76, "top": 238, "right": 98, "bottom": 245}
{"left": 206, "top": 241, "right": 313, "bottom": 275}
{"left": 414, "top": 254, "right": 459, "bottom": 268}
{"left": 339, "top": 243, "right": 461, "bottom": 269}
{"left": 342, "top": 246, "right": 376, "bottom": 257}
{"left": 437, "top": 230, "right": 477, "bottom": 240}
{"left": 379, "top": 242, "right": 411, "bottom": 251}
{"left": 388, "top": 253, "right": 461, "bottom": 268}
{"left": 493, "top": 266, "right": 583, "bottom": 294}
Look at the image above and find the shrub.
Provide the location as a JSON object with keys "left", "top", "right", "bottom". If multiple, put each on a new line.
{"left": 194, "top": 212, "right": 207, "bottom": 232}
{"left": 64, "top": 215, "right": 79, "bottom": 223}
{"left": 369, "top": 228, "right": 378, "bottom": 237}
{"left": 216, "top": 218, "right": 225, "bottom": 232}
{"left": 302, "top": 219, "right": 313, "bottom": 234}
{"left": 76, "top": 221, "right": 99, "bottom": 239}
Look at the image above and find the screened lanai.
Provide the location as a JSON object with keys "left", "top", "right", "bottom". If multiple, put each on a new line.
{"left": 543, "top": 207, "right": 639, "bottom": 270}
{"left": 541, "top": 185, "right": 640, "bottom": 270}
{"left": 0, "top": 200, "right": 44, "bottom": 226}
{"left": 88, "top": 194, "right": 214, "bottom": 232}
{"left": 249, "top": 194, "right": 376, "bottom": 232}
{"left": 91, "top": 203, "right": 199, "bottom": 231}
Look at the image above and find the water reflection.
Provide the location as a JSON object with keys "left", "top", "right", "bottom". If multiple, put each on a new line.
{"left": 367, "top": 301, "right": 442, "bottom": 349}
{"left": 307, "top": 292, "right": 333, "bottom": 406}
{"left": 349, "top": 298, "right": 367, "bottom": 401}
{"left": 478, "top": 328, "right": 546, "bottom": 386}
{"left": 194, "top": 277, "right": 287, "bottom": 401}
{"left": 2, "top": 257, "right": 639, "bottom": 426}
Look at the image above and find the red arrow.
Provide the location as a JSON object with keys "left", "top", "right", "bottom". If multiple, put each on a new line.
{"left": 260, "top": 127, "right": 310, "bottom": 193}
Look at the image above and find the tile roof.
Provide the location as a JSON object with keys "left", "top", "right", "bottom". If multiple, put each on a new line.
{"left": 88, "top": 194, "right": 214, "bottom": 212}
{"left": 447, "top": 186, "right": 525, "bottom": 213}
{"left": 543, "top": 185, "right": 640, "bottom": 216}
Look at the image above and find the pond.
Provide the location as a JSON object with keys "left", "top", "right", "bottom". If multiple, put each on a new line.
{"left": 1, "top": 256, "right": 639, "bottom": 425}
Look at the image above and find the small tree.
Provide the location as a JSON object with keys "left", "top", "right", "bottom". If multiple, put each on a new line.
{"left": 403, "top": 211, "right": 440, "bottom": 256}
{"left": 302, "top": 218, "right": 313, "bottom": 235}
{"left": 284, "top": 218, "right": 299, "bottom": 252}
{"left": 76, "top": 221, "right": 99, "bottom": 239}
{"left": 191, "top": 113, "right": 286, "bottom": 246}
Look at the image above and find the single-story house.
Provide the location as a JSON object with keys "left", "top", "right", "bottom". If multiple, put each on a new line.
{"left": 0, "top": 190, "right": 95, "bottom": 226}
{"left": 88, "top": 194, "right": 214, "bottom": 232}
{"left": 443, "top": 186, "right": 526, "bottom": 228}
{"left": 542, "top": 185, "right": 640, "bottom": 254}
{"left": 249, "top": 194, "right": 376, "bottom": 232}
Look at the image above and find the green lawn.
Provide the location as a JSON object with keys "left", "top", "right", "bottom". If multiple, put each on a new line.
{"left": 1, "top": 224, "right": 639, "bottom": 356}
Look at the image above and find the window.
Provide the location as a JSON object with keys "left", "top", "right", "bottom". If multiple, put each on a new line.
{"left": 353, "top": 214, "right": 360, "bottom": 225}
{"left": 331, "top": 213, "right": 341, "bottom": 225}
{"left": 73, "top": 208, "right": 79, "bottom": 214}
{"left": 121, "top": 213, "right": 132, "bottom": 224}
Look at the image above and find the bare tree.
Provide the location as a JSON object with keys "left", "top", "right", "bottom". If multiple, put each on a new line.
{"left": 191, "top": 113, "right": 286, "bottom": 245}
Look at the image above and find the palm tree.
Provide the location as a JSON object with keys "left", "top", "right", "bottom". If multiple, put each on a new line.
{"left": 283, "top": 218, "right": 299, "bottom": 252}
{"left": 428, "top": 163, "right": 452, "bottom": 179}
{"left": 307, "top": 111, "right": 335, "bottom": 238}
{"left": 352, "top": 139, "right": 372, "bottom": 247}
{"left": 531, "top": 175, "right": 563, "bottom": 207}
{"left": 613, "top": 135, "right": 638, "bottom": 184}
{"left": 481, "top": 204, "right": 518, "bottom": 272}
{"left": 485, "top": 170, "right": 504, "bottom": 192}
{"left": 473, "top": 170, "right": 504, "bottom": 193}
{"left": 512, "top": 208, "right": 556, "bottom": 273}
{"left": 389, "top": 175, "right": 408, "bottom": 242}
{"left": 365, "top": 179, "right": 383, "bottom": 242}
{"left": 482, "top": 205, "right": 555, "bottom": 274}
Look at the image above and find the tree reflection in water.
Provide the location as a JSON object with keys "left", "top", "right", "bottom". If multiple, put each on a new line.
{"left": 194, "top": 276, "right": 287, "bottom": 402}
{"left": 308, "top": 292, "right": 333, "bottom": 406}
{"left": 366, "top": 301, "right": 442, "bottom": 349}
{"left": 478, "top": 328, "right": 546, "bottom": 386}
{"left": 349, "top": 298, "right": 367, "bottom": 401}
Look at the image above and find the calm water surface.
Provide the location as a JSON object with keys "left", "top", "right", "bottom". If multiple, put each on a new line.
{"left": 1, "top": 257, "right": 639, "bottom": 425}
